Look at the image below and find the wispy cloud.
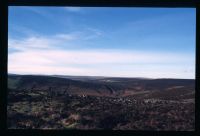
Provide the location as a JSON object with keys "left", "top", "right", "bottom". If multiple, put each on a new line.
{"left": 8, "top": 27, "right": 105, "bottom": 53}
{"left": 8, "top": 33, "right": 195, "bottom": 78}
{"left": 55, "top": 33, "right": 78, "bottom": 40}
{"left": 9, "top": 36, "right": 56, "bottom": 51}
{"left": 20, "top": 7, "right": 54, "bottom": 18}
{"left": 8, "top": 24, "right": 39, "bottom": 38}
{"left": 83, "top": 27, "right": 104, "bottom": 40}
{"left": 64, "top": 7, "right": 81, "bottom": 12}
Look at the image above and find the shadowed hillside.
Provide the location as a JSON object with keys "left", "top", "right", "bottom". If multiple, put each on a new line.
{"left": 8, "top": 75, "right": 195, "bottom": 97}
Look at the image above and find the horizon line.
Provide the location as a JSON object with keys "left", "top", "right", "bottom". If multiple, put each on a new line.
{"left": 8, "top": 73, "right": 195, "bottom": 80}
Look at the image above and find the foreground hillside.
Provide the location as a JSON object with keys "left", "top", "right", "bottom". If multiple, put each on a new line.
{"left": 7, "top": 75, "right": 195, "bottom": 130}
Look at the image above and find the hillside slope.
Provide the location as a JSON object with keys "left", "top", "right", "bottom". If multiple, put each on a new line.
{"left": 8, "top": 74, "right": 195, "bottom": 97}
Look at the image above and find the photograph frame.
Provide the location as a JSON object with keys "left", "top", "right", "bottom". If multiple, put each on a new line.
{"left": 0, "top": 0, "right": 200, "bottom": 136}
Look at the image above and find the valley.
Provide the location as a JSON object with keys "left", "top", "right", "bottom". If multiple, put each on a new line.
{"left": 7, "top": 74, "right": 195, "bottom": 130}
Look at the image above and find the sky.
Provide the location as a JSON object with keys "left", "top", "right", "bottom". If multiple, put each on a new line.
{"left": 8, "top": 7, "right": 196, "bottom": 79}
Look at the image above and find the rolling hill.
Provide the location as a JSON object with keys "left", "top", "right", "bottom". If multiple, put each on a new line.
{"left": 8, "top": 74, "right": 195, "bottom": 98}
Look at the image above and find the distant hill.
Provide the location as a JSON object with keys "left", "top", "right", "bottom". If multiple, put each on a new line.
{"left": 8, "top": 74, "right": 195, "bottom": 97}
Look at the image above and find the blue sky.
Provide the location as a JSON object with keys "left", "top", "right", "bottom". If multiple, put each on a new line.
{"left": 8, "top": 7, "right": 196, "bottom": 79}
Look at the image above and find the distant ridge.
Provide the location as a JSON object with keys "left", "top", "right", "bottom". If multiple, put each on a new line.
{"left": 8, "top": 74, "right": 195, "bottom": 97}
{"left": 8, "top": 73, "right": 194, "bottom": 80}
